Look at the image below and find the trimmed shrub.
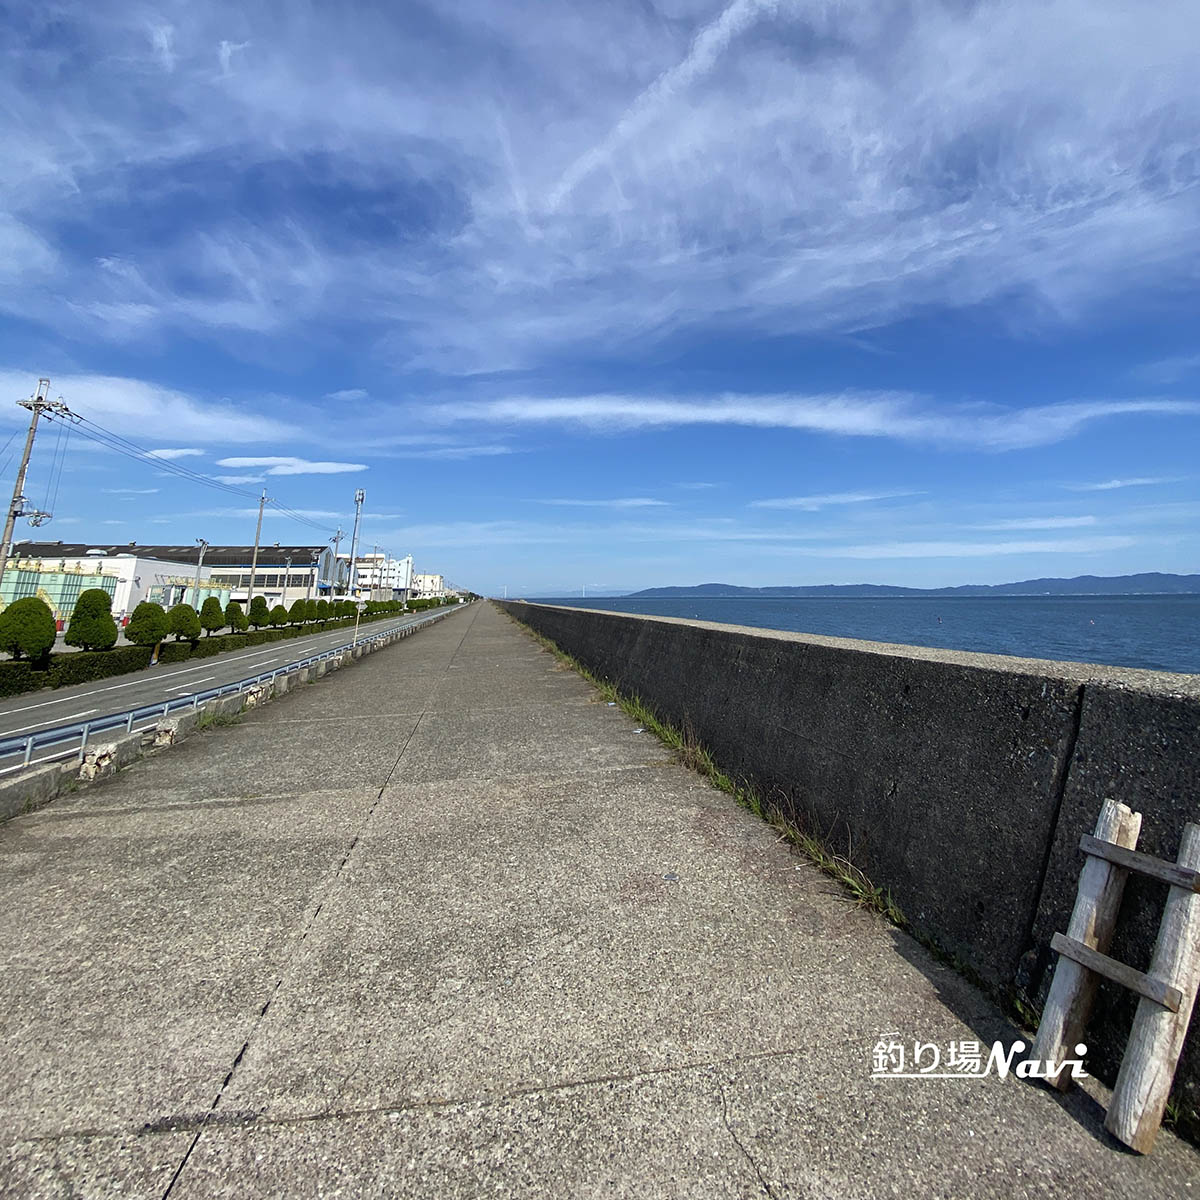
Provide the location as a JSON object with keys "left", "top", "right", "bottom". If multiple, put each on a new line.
{"left": 316, "top": 599, "right": 330, "bottom": 624}
{"left": 65, "top": 588, "right": 119, "bottom": 651}
{"left": 0, "top": 597, "right": 57, "bottom": 661}
{"left": 225, "top": 600, "right": 248, "bottom": 633}
{"left": 45, "top": 646, "right": 154, "bottom": 688}
{"left": 167, "top": 603, "right": 202, "bottom": 642}
{"left": 0, "top": 660, "right": 39, "bottom": 697}
{"left": 126, "top": 601, "right": 169, "bottom": 647}
{"left": 305, "top": 599, "right": 318, "bottom": 623}
{"left": 269, "top": 604, "right": 288, "bottom": 628}
{"left": 200, "top": 596, "right": 225, "bottom": 636}
{"left": 248, "top": 596, "right": 270, "bottom": 629}
{"left": 288, "top": 598, "right": 308, "bottom": 626}
{"left": 157, "top": 641, "right": 193, "bottom": 664}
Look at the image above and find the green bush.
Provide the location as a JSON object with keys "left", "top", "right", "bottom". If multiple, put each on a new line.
{"left": 126, "top": 601, "right": 169, "bottom": 647}
{"left": 157, "top": 641, "right": 193, "bottom": 664}
{"left": 0, "top": 660, "right": 39, "bottom": 697}
{"left": 225, "top": 600, "right": 248, "bottom": 633}
{"left": 316, "top": 599, "right": 330, "bottom": 624}
{"left": 167, "top": 603, "right": 201, "bottom": 642}
{"left": 269, "top": 604, "right": 288, "bottom": 628}
{"left": 47, "top": 645, "right": 153, "bottom": 687}
{"left": 200, "top": 596, "right": 225, "bottom": 636}
{"left": 288, "top": 598, "right": 308, "bottom": 625}
{"left": 0, "top": 597, "right": 57, "bottom": 661}
{"left": 65, "top": 588, "right": 119, "bottom": 651}
{"left": 248, "top": 596, "right": 270, "bottom": 629}
{"left": 305, "top": 599, "right": 318, "bottom": 623}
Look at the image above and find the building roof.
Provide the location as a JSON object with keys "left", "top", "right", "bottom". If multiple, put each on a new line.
{"left": 10, "top": 541, "right": 327, "bottom": 567}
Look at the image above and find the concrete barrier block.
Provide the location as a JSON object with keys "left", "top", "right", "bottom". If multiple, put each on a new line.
{"left": 0, "top": 760, "right": 78, "bottom": 823}
{"left": 297, "top": 667, "right": 311, "bottom": 684}
{"left": 154, "top": 711, "right": 199, "bottom": 747}
{"left": 315, "top": 661, "right": 327, "bottom": 678}
{"left": 79, "top": 732, "right": 143, "bottom": 782}
{"left": 274, "top": 674, "right": 291, "bottom": 695}
{"left": 241, "top": 684, "right": 269, "bottom": 710}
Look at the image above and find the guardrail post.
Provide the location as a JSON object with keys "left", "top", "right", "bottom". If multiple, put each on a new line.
{"left": 23, "top": 737, "right": 33, "bottom": 768}
{"left": 126, "top": 711, "right": 135, "bottom": 733}
{"left": 78, "top": 722, "right": 91, "bottom": 762}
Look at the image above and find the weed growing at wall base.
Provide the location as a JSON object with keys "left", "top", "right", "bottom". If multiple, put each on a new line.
{"left": 505, "top": 610, "right": 906, "bottom": 926}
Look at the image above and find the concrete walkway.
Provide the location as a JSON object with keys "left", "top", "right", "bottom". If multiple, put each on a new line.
{"left": 1, "top": 601, "right": 1196, "bottom": 1198}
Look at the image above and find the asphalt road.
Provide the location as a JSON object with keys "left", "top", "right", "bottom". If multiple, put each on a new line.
{"left": 0, "top": 607, "right": 464, "bottom": 773}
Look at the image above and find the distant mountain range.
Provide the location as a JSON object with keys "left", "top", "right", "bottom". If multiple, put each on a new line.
{"left": 626, "top": 573, "right": 1200, "bottom": 598}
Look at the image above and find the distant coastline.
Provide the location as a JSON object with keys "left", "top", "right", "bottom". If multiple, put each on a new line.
{"left": 619, "top": 572, "right": 1200, "bottom": 600}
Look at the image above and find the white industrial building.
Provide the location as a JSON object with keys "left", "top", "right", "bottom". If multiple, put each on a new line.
{"left": 413, "top": 572, "right": 446, "bottom": 599}
{"left": 7, "top": 541, "right": 345, "bottom": 615}
{"left": 345, "top": 553, "right": 413, "bottom": 600}
{"left": 2, "top": 543, "right": 227, "bottom": 622}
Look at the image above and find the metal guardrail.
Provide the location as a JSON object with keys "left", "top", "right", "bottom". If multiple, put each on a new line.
{"left": 0, "top": 606, "right": 462, "bottom": 772}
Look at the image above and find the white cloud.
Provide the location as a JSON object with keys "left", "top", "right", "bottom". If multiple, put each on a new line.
{"left": 826, "top": 536, "right": 1136, "bottom": 559}
{"left": 537, "top": 497, "right": 669, "bottom": 509}
{"left": 102, "top": 487, "right": 160, "bottom": 495}
{"left": 432, "top": 393, "right": 1200, "bottom": 451}
{"left": 325, "top": 388, "right": 369, "bottom": 401}
{"left": 1130, "top": 355, "right": 1200, "bottom": 385}
{"left": 147, "top": 447, "right": 204, "bottom": 460}
{"left": 1, "top": 2, "right": 1198, "bottom": 372}
{"left": 974, "top": 516, "right": 1097, "bottom": 531}
{"left": 216, "top": 456, "right": 365, "bottom": 475}
{"left": 213, "top": 474, "right": 264, "bottom": 485}
{"left": 751, "top": 490, "right": 921, "bottom": 510}
{"left": 0, "top": 369, "right": 293, "bottom": 444}
{"left": 1065, "top": 476, "right": 1186, "bottom": 491}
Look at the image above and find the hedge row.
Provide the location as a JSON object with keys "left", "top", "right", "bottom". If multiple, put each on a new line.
{"left": 0, "top": 606, "right": 447, "bottom": 702}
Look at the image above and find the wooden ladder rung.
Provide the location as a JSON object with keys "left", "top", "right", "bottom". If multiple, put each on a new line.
{"left": 1050, "top": 933, "right": 1183, "bottom": 1012}
{"left": 1080, "top": 834, "right": 1200, "bottom": 893}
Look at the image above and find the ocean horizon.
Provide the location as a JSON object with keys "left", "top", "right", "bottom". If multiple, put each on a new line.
{"left": 531, "top": 593, "right": 1200, "bottom": 675}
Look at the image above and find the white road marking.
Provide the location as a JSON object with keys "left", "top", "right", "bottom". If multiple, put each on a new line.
{"left": 4, "top": 709, "right": 99, "bottom": 736}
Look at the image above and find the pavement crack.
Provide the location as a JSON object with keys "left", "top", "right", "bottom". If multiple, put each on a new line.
{"left": 717, "top": 1078, "right": 780, "bottom": 1200}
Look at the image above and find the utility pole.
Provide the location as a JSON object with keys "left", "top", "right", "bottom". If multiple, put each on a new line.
{"left": 246, "top": 488, "right": 269, "bottom": 605}
{"left": 331, "top": 527, "right": 344, "bottom": 596}
{"left": 347, "top": 487, "right": 365, "bottom": 600}
{"left": 283, "top": 554, "right": 293, "bottom": 606}
{"left": 0, "top": 379, "right": 73, "bottom": 597}
{"left": 191, "top": 539, "right": 209, "bottom": 608}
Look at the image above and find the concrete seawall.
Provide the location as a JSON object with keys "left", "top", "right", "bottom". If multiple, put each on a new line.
{"left": 498, "top": 600, "right": 1200, "bottom": 1115}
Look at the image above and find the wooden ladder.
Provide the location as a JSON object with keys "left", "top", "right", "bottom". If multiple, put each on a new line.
{"left": 1032, "top": 798, "right": 1200, "bottom": 1152}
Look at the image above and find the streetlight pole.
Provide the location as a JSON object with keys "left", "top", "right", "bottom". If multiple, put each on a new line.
{"left": 283, "top": 554, "right": 293, "bottom": 607}
{"left": 0, "top": 379, "right": 73, "bottom": 598}
{"left": 191, "top": 539, "right": 209, "bottom": 608}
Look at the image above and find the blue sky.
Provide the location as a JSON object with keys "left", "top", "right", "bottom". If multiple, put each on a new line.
{"left": 1, "top": 0, "right": 1198, "bottom": 595}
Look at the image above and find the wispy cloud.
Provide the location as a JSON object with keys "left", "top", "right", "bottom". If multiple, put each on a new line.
{"left": 215, "top": 456, "right": 365, "bottom": 475}
{"left": 213, "top": 474, "right": 264, "bottom": 485}
{"left": 0, "top": 370, "right": 292, "bottom": 444}
{"left": 1065, "top": 476, "right": 1185, "bottom": 492}
{"left": 325, "top": 388, "right": 368, "bottom": 401}
{"left": 974, "top": 516, "right": 1097, "bottom": 531}
{"left": 433, "top": 393, "right": 1200, "bottom": 451}
{"left": 751, "top": 490, "right": 921, "bottom": 511}
{"left": 827, "top": 536, "right": 1136, "bottom": 559}
{"left": 1129, "top": 355, "right": 1200, "bottom": 385}
{"left": 2, "top": 3, "right": 1198, "bottom": 372}
{"left": 537, "top": 497, "right": 669, "bottom": 509}
{"left": 147, "top": 448, "right": 204, "bottom": 460}
{"left": 102, "top": 487, "right": 160, "bottom": 495}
